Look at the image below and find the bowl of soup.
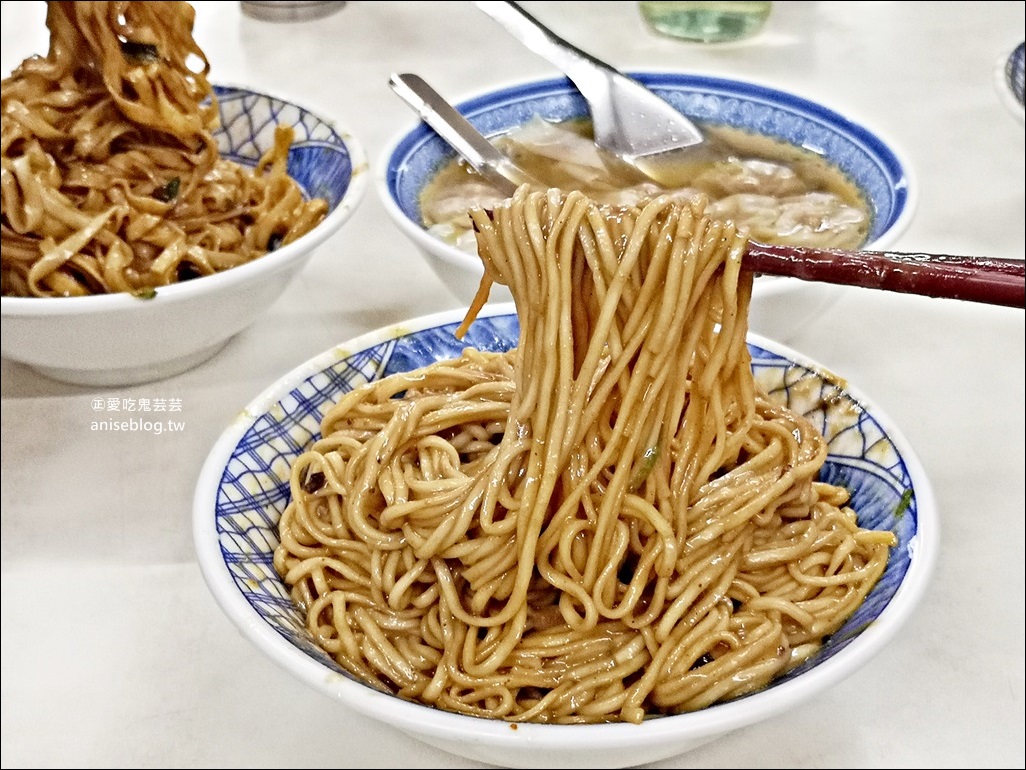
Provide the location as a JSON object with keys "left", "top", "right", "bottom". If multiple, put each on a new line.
{"left": 378, "top": 72, "right": 917, "bottom": 342}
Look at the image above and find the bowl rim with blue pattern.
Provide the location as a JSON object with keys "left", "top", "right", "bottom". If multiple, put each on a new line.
{"left": 192, "top": 301, "right": 938, "bottom": 768}
{"left": 1, "top": 81, "right": 368, "bottom": 315}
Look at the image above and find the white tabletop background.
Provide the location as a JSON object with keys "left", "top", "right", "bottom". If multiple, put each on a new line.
{"left": 1, "top": 2, "right": 1023, "bottom": 767}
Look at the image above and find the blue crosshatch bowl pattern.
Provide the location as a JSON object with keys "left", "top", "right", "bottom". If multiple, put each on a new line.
{"left": 212, "top": 84, "right": 354, "bottom": 209}
{"left": 385, "top": 72, "right": 912, "bottom": 249}
{"left": 201, "top": 306, "right": 928, "bottom": 712}
{"left": 1007, "top": 42, "right": 1025, "bottom": 109}
{"left": 999, "top": 41, "right": 1025, "bottom": 122}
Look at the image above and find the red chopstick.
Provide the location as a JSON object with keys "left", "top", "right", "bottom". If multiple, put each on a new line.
{"left": 743, "top": 243, "right": 1026, "bottom": 308}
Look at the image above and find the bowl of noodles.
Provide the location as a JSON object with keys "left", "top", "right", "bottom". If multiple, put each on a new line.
{"left": 378, "top": 71, "right": 916, "bottom": 343}
{"left": 194, "top": 192, "right": 936, "bottom": 768}
{"left": 0, "top": 1, "right": 368, "bottom": 386}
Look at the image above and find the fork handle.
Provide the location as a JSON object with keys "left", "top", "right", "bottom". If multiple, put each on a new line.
{"left": 474, "top": 1, "right": 617, "bottom": 102}
{"left": 389, "top": 73, "right": 538, "bottom": 196}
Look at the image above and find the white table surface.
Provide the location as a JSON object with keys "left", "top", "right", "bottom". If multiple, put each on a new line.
{"left": 2, "top": 2, "right": 1023, "bottom": 768}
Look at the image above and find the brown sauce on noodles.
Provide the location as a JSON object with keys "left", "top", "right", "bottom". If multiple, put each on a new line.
{"left": 275, "top": 188, "right": 895, "bottom": 724}
{"left": 1, "top": 1, "right": 328, "bottom": 298}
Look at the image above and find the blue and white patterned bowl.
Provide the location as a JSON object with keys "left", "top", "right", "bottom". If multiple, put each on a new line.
{"left": 378, "top": 72, "right": 917, "bottom": 343}
{"left": 0, "top": 83, "right": 368, "bottom": 386}
{"left": 212, "top": 84, "right": 359, "bottom": 208}
{"left": 996, "top": 42, "right": 1025, "bottom": 122}
{"left": 193, "top": 303, "right": 937, "bottom": 769}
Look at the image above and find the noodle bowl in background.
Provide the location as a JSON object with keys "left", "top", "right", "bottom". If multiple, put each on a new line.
{"left": 0, "top": 1, "right": 367, "bottom": 385}
{"left": 1, "top": 1, "right": 328, "bottom": 298}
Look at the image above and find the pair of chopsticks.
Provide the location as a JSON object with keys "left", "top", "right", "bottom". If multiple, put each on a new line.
{"left": 744, "top": 242, "right": 1025, "bottom": 309}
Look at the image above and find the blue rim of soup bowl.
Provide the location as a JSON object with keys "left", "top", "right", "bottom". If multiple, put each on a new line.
{"left": 379, "top": 72, "right": 917, "bottom": 282}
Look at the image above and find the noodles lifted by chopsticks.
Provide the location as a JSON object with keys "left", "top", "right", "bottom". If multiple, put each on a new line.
{"left": 0, "top": 1, "right": 328, "bottom": 298}
{"left": 274, "top": 187, "right": 896, "bottom": 724}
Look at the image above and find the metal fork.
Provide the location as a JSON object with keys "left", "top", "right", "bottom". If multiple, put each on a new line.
{"left": 474, "top": 0, "right": 705, "bottom": 166}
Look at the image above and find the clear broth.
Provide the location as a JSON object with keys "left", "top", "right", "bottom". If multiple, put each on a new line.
{"left": 419, "top": 118, "right": 871, "bottom": 253}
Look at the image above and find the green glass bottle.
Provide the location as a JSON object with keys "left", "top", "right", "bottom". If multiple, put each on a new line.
{"left": 639, "top": 1, "right": 773, "bottom": 43}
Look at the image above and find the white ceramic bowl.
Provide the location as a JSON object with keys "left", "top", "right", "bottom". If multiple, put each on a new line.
{"left": 193, "top": 303, "right": 937, "bottom": 769}
{"left": 378, "top": 73, "right": 917, "bottom": 343}
{"left": 0, "top": 84, "right": 368, "bottom": 386}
